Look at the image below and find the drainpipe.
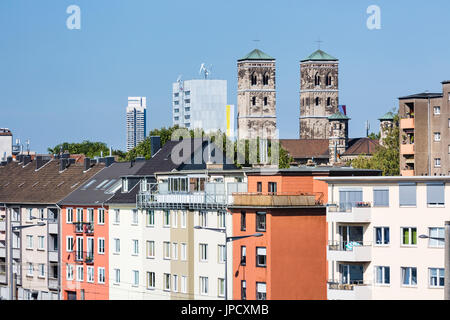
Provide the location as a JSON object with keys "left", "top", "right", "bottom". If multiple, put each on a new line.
{"left": 54, "top": 203, "right": 62, "bottom": 301}
{"left": 428, "top": 98, "right": 431, "bottom": 175}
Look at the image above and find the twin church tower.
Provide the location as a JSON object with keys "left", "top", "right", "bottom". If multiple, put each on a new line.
{"left": 237, "top": 48, "right": 344, "bottom": 145}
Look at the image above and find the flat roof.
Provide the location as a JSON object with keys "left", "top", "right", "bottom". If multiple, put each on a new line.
{"left": 398, "top": 92, "right": 443, "bottom": 100}
{"left": 315, "top": 176, "right": 450, "bottom": 183}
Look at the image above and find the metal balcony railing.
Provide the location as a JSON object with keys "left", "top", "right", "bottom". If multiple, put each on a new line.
{"left": 327, "top": 202, "right": 372, "bottom": 213}
{"left": 328, "top": 241, "right": 372, "bottom": 252}
{"left": 74, "top": 251, "right": 94, "bottom": 264}
{"left": 327, "top": 280, "right": 370, "bottom": 291}
{"left": 73, "top": 222, "right": 94, "bottom": 234}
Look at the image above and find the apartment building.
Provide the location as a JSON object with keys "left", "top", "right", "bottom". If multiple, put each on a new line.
{"left": 229, "top": 167, "right": 380, "bottom": 300}
{"left": 0, "top": 128, "right": 13, "bottom": 160}
{"left": 399, "top": 81, "right": 450, "bottom": 176}
{"left": 0, "top": 154, "right": 104, "bottom": 300}
{"left": 59, "top": 158, "right": 144, "bottom": 300}
{"left": 317, "top": 176, "right": 450, "bottom": 300}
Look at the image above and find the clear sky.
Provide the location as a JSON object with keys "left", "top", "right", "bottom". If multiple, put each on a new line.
{"left": 1, "top": 0, "right": 450, "bottom": 153}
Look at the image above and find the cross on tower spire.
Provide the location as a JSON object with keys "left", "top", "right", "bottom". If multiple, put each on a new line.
{"left": 316, "top": 38, "right": 323, "bottom": 50}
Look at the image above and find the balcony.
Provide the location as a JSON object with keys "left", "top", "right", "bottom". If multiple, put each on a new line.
{"left": 327, "top": 281, "right": 372, "bottom": 300}
{"left": 0, "top": 273, "right": 6, "bottom": 284}
{"left": 400, "top": 144, "right": 415, "bottom": 155}
{"left": 232, "top": 193, "right": 321, "bottom": 207}
{"left": 401, "top": 170, "right": 415, "bottom": 176}
{"left": 327, "top": 242, "right": 372, "bottom": 262}
{"left": 48, "top": 250, "right": 58, "bottom": 262}
{"left": 48, "top": 223, "right": 58, "bottom": 234}
{"left": 0, "top": 247, "right": 5, "bottom": 258}
{"left": 0, "top": 220, "right": 5, "bottom": 232}
{"left": 12, "top": 248, "right": 20, "bottom": 260}
{"left": 400, "top": 118, "right": 415, "bottom": 130}
{"left": 48, "top": 278, "right": 59, "bottom": 290}
{"left": 73, "top": 222, "right": 94, "bottom": 234}
{"left": 75, "top": 251, "right": 94, "bottom": 264}
{"left": 327, "top": 202, "right": 371, "bottom": 223}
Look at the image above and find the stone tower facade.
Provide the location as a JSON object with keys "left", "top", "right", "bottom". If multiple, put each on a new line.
{"left": 328, "top": 112, "right": 349, "bottom": 165}
{"left": 378, "top": 111, "right": 395, "bottom": 146}
{"left": 237, "top": 49, "right": 277, "bottom": 140}
{"left": 300, "top": 50, "right": 339, "bottom": 139}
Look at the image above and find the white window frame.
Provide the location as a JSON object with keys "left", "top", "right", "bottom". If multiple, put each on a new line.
{"left": 66, "top": 236, "right": 74, "bottom": 252}
{"left": 434, "top": 132, "right": 441, "bottom": 142}
{"left": 200, "top": 243, "right": 208, "bottom": 262}
{"left": 98, "top": 267, "right": 105, "bottom": 284}
{"left": 164, "top": 273, "right": 171, "bottom": 291}
{"left": 181, "top": 276, "right": 187, "bottom": 293}
{"left": 401, "top": 266, "right": 417, "bottom": 287}
{"left": 114, "top": 209, "right": 120, "bottom": 224}
{"left": 37, "top": 236, "right": 45, "bottom": 250}
{"left": 374, "top": 227, "right": 390, "bottom": 246}
{"left": 132, "top": 239, "right": 139, "bottom": 256}
{"left": 132, "top": 270, "right": 139, "bottom": 287}
{"left": 114, "top": 268, "right": 120, "bottom": 284}
{"left": 429, "top": 267, "right": 445, "bottom": 288}
{"left": 172, "top": 243, "right": 178, "bottom": 260}
{"left": 27, "top": 208, "right": 33, "bottom": 222}
{"left": 132, "top": 209, "right": 138, "bottom": 225}
{"left": 172, "top": 211, "right": 178, "bottom": 228}
{"left": 200, "top": 276, "right": 208, "bottom": 295}
{"left": 114, "top": 238, "right": 120, "bottom": 254}
{"left": 147, "top": 240, "right": 155, "bottom": 258}
{"left": 146, "top": 210, "right": 155, "bottom": 227}
{"left": 26, "top": 235, "right": 33, "bottom": 250}
{"left": 98, "top": 208, "right": 105, "bottom": 225}
{"left": 87, "top": 208, "right": 94, "bottom": 223}
{"left": 147, "top": 272, "right": 155, "bottom": 289}
{"left": 435, "top": 158, "right": 441, "bottom": 168}
{"left": 87, "top": 266, "right": 94, "bottom": 283}
{"left": 374, "top": 266, "right": 390, "bottom": 286}
{"left": 434, "top": 106, "right": 441, "bottom": 115}
{"left": 66, "top": 264, "right": 74, "bottom": 281}
{"left": 181, "top": 211, "right": 186, "bottom": 228}
{"left": 98, "top": 238, "right": 105, "bottom": 255}
{"left": 181, "top": 243, "right": 187, "bottom": 261}
{"left": 76, "top": 265, "right": 84, "bottom": 282}
{"left": 66, "top": 208, "right": 73, "bottom": 224}
{"left": 401, "top": 227, "right": 417, "bottom": 247}
{"left": 218, "top": 212, "right": 226, "bottom": 229}
{"left": 428, "top": 227, "right": 445, "bottom": 248}
{"left": 173, "top": 274, "right": 178, "bottom": 292}
{"left": 218, "top": 278, "right": 225, "bottom": 297}
{"left": 27, "top": 263, "right": 33, "bottom": 277}
{"left": 218, "top": 245, "right": 226, "bottom": 264}
{"left": 199, "top": 211, "right": 207, "bottom": 227}
{"left": 163, "top": 241, "right": 171, "bottom": 260}
{"left": 163, "top": 211, "right": 171, "bottom": 227}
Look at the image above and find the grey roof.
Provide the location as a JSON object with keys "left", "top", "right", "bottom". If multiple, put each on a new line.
{"left": 59, "top": 161, "right": 146, "bottom": 206}
{"left": 398, "top": 92, "right": 443, "bottom": 100}
{"left": 246, "top": 166, "right": 381, "bottom": 176}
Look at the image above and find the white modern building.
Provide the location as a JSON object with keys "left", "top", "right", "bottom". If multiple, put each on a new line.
{"left": 126, "top": 97, "right": 147, "bottom": 152}
{"left": 316, "top": 176, "right": 449, "bottom": 300}
{"left": 0, "top": 129, "right": 12, "bottom": 161}
{"left": 172, "top": 79, "right": 230, "bottom": 135}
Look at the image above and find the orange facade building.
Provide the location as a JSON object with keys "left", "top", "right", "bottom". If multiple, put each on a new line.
{"left": 230, "top": 167, "right": 380, "bottom": 300}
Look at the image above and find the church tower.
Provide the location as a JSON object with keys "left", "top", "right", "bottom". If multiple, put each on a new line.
{"left": 328, "top": 111, "right": 349, "bottom": 165}
{"left": 237, "top": 49, "right": 277, "bottom": 140}
{"left": 300, "top": 50, "right": 339, "bottom": 139}
{"left": 378, "top": 111, "right": 395, "bottom": 146}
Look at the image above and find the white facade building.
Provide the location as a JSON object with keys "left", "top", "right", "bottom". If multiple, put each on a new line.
{"left": 316, "top": 176, "right": 450, "bottom": 300}
{"left": 126, "top": 97, "right": 147, "bottom": 152}
{"left": 0, "top": 129, "right": 13, "bottom": 160}
{"left": 172, "top": 80, "right": 228, "bottom": 134}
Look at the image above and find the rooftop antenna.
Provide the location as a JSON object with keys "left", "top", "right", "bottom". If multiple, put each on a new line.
{"left": 26, "top": 139, "right": 30, "bottom": 155}
{"left": 316, "top": 37, "right": 323, "bottom": 50}
{"left": 365, "top": 120, "right": 370, "bottom": 137}
{"left": 177, "top": 75, "right": 183, "bottom": 91}
{"left": 199, "top": 63, "right": 212, "bottom": 79}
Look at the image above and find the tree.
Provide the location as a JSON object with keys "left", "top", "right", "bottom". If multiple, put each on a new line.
{"left": 47, "top": 141, "right": 124, "bottom": 159}
{"left": 350, "top": 113, "right": 399, "bottom": 176}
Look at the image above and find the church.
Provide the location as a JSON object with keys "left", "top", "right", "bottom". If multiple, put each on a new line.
{"left": 236, "top": 47, "right": 394, "bottom": 166}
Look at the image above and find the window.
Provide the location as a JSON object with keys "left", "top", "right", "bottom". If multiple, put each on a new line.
{"left": 132, "top": 210, "right": 138, "bottom": 225}
{"left": 132, "top": 270, "right": 139, "bottom": 286}
{"left": 66, "top": 236, "right": 74, "bottom": 252}
{"left": 374, "top": 227, "right": 390, "bottom": 245}
{"left": 263, "top": 97, "right": 268, "bottom": 106}
{"left": 256, "top": 247, "right": 267, "bottom": 267}
{"left": 172, "top": 211, "right": 178, "bottom": 228}
{"left": 268, "top": 182, "right": 277, "bottom": 194}
{"left": 98, "top": 208, "right": 105, "bottom": 225}
{"left": 39, "top": 208, "right": 44, "bottom": 220}
{"left": 375, "top": 266, "right": 390, "bottom": 285}
{"left": 315, "top": 97, "right": 320, "bottom": 106}
{"left": 263, "top": 73, "right": 269, "bottom": 85}
{"left": 241, "top": 211, "right": 246, "bottom": 231}
{"left": 122, "top": 178, "right": 129, "bottom": 192}
{"left": 66, "top": 208, "right": 73, "bottom": 223}
{"left": 114, "top": 209, "right": 120, "bottom": 224}
{"left": 87, "top": 208, "right": 94, "bottom": 223}
{"left": 427, "top": 183, "right": 444, "bottom": 206}
{"left": 314, "top": 73, "right": 320, "bottom": 86}
{"left": 373, "top": 189, "right": 389, "bottom": 207}
{"left": 172, "top": 243, "right": 178, "bottom": 260}
{"left": 401, "top": 267, "right": 417, "bottom": 286}
{"left": 164, "top": 274, "right": 171, "bottom": 291}
{"left": 434, "top": 106, "right": 441, "bottom": 115}
{"left": 252, "top": 97, "right": 256, "bottom": 106}
{"left": 256, "top": 282, "right": 266, "bottom": 300}
{"left": 77, "top": 265, "right": 84, "bottom": 281}
{"left": 327, "top": 97, "right": 331, "bottom": 106}
{"left": 147, "top": 272, "right": 155, "bottom": 289}
{"left": 132, "top": 240, "right": 139, "bottom": 256}
{"left": 87, "top": 266, "right": 94, "bottom": 283}
{"left": 38, "top": 236, "right": 45, "bottom": 250}
{"left": 429, "top": 228, "right": 445, "bottom": 248}
{"left": 429, "top": 268, "right": 445, "bottom": 287}
{"left": 251, "top": 73, "right": 257, "bottom": 86}
{"left": 27, "top": 208, "right": 33, "bottom": 221}
{"left": 199, "top": 211, "right": 207, "bottom": 227}
{"left": 218, "top": 212, "right": 226, "bottom": 229}
{"left": 181, "top": 243, "right": 187, "bottom": 261}
{"left": 76, "top": 208, "right": 83, "bottom": 223}
{"left": 66, "top": 264, "right": 74, "bottom": 280}
{"left": 97, "top": 267, "right": 105, "bottom": 284}
{"left": 200, "top": 276, "right": 208, "bottom": 295}
{"left": 27, "top": 263, "right": 33, "bottom": 277}
{"left": 256, "top": 212, "right": 266, "bottom": 231}
{"left": 114, "top": 238, "right": 120, "bottom": 254}
{"left": 218, "top": 278, "right": 225, "bottom": 297}
{"left": 434, "top": 132, "right": 441, "bottom": 142}
{"left": 163, "top": 211, "right": 170, "bottom": 227}
{"left": 435, "top": 158, "right": 441, "bottom": 168}
{"left": 218, "top": 245, "right": 226, "bottom": 263}
{"left": 98, "top": 238, "right": 105, "bottom": 254}
{"left": 241, "top": 280, "right": 247, "bottom": 300}
{"left": 173, "top": 274, "right": 178, "bottom": 292}
{"left": 240, "top": 246, "right": 246, "bottom": 265}
{"left": 399, "top": 183, "right": 416, "bottom": 207}
{"left": 26, "top": 235, "right": 33, "bottom": 249}
{"left": 114, "top": 269, "right": 120, "bottom": 284}
{"left": 147, "top": 241, "right": 155, "bottom": 258}
{"left": 401, "top": 227, "right": 417, "bottom": 246}
{"left": 181, "top": 211, "right": 186, "bottom": 228}
{"left": 146, "top": 210, "right": 154, "bottom": 227}
{"left": 181, "top": 276, "right": 187, "bottom": 293}
{"left": 163, "top": 242, "right": 171, "bottom": 259}
{"left": 257, "top": 182, "right": 262, "bottom": 193}
{"left": 200, "top": 244, "right": 208, "bottom": 262}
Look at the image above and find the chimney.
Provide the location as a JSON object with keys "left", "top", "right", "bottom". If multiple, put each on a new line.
{"left": 105, "top": 156, "right": 115, "bottom": 167}
{"left": 150, "top": 136, "right": 161, "bottom": 157}
{"left": 35, "top": 155, "right": 51, "bottom": 170}
{"left": 6, "top": 156, "right": 12, "bottom": 164}
{"left": 59, "top": 158, "right": 68, "bottom": 171}
{"left": 84, "top": 157, "right": 91, "bottom": 171}
{"left": 23, "top": 155, "right": 32, "bottom": 166}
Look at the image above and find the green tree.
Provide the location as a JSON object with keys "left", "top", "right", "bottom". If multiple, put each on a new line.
{"left": 350, "top": 113, "right": 399, "bottom": 176}
{"left": 47, "top": 140, "right": 124, "bottom": 159}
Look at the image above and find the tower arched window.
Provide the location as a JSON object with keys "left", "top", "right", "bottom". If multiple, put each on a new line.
{"left": 263, "top": 73, "right": 269, "bottom": 85}
{"left": 252, "top": 97, "right": 256, "bottom": 106}
{"left": 326, "top": 73, "right": 332, "bottom": 86}
{"left": 251, "top": 73, "right": 257, "bottom": 86}
{"left": 315, "top": 97, "right": 320, "bottom": 106}
{"left": 315, "top": 73, "right": 321, "bottom": 86}
{"left": 264, "top": 97, "right": 268, "bottom": 106}
{"left": 327, "top": 97, "right": 331, "bottom": 106}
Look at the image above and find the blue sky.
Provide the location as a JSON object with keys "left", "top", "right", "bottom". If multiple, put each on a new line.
{"left": 1, "top": 0, "right": 450, "bottom": 153}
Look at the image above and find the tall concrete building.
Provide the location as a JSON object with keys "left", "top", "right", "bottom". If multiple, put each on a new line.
{"left": 300, "top": 50, "right": 339, "bottom": 139}
{"left": 172, "top": 79, "right": 228, "bottom": 134}
{"left": 399, "top": 81, "right": 450, "bottom": 176}
{"left": 126, "top": 97, "right": 147, "bottom": 152}
{"left": 237, "top": 49, "right": 277, "bottom": 140}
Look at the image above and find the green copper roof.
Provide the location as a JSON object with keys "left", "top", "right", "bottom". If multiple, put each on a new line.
{"left": 378, "top": 111, "right": 395, "bottom": 121}
{"left": 238, "top": 49, "right": 275, "bottom": 61}
{"left": 328, "top": 111, "right": 350, "bottom": 120}
{"left": 301, "top": 49, "right": 338, "bottom": 62}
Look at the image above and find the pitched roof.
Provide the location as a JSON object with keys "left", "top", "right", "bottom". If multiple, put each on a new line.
{"left": 343, "top": 138, "right": 380, "bottom": 156}
{"left": 0, "top": 159, "right": 105, "bottom": 205}
{"left": 238, "top": 49, "right": 275, "bottom": 61}
{"left": 280, "top": 139, "right": 330, "bottom": 159}
{"left": 328, "top": 111, "right": 350, "bottom": 120}
{"left": 59, "top": 161, "right": 146, "bottom": 206}
{"left": 301, "top": 49, "right": 338, "bottom": 62}
{"left": 398, "top": 92, "right": 443, "bottom": 100}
